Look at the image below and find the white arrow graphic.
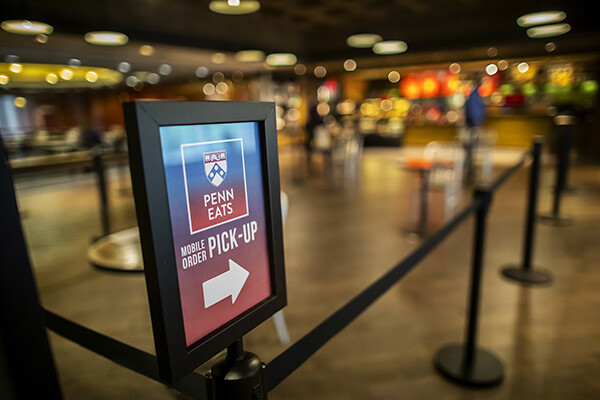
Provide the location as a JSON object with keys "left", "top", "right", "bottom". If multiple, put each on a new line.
{"left": 202, "top": 259, "right": 249, "bottom": 309}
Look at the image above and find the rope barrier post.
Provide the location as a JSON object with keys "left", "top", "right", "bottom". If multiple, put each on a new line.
{"left": 539, "top": 116, "right": 574, "bottom": 227}
{"left": 92, "top": 151, "right": 111, "bottom": 237}
{"left": 501, "top": 137, "right": 553, "bottom": 285}
{"left": 210, "top": 338, "right": 267, "bottom": 400}
{"left": 434, "top": 187, "right": 503, "bottom": 387}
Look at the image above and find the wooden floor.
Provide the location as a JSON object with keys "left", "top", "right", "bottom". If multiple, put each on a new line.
{"left": 14, "top": 146, "right": 600, "bottom": 400}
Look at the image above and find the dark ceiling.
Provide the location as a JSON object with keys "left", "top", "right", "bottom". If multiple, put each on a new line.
{"left": 4, "top": 0, "right": 600, "bottom": 62}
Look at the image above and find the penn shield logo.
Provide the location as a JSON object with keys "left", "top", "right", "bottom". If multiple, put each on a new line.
{"left": 204, "top": 150, "right": 227, "bottom": 187}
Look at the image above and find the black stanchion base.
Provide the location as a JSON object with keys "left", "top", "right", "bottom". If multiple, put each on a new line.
{"left": 538, "top": 213, "right": 574, "bottom": 227}
{"left": 434, "top": 344, "right": 503, "bottom": 387}
{"left": 500, "top": 266, "right": 553, "bottom": 285}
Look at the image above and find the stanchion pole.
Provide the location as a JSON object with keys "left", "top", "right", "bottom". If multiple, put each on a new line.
{"left": 93, "top": 152, "right": 111, "bottom": 237}
{"left": 539, "top": 116, "right": 574, "bottom": 226}
{"left": 210, "top": 338, "right": 267, "bottom": 400}
{"left": 434, "top": 187, "right": 503, "bottom": 387}
{"left": 501, "top": 138, "right": 553, "bottom": 284}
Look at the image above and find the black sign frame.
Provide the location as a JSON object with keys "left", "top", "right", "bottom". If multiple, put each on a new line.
{"left": 123, "top": 101, "right": 286, "bottom": 383}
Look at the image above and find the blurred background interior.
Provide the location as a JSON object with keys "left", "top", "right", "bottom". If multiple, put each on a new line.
{"left": 1, "top": 1, "right": 600, "bottom": 399}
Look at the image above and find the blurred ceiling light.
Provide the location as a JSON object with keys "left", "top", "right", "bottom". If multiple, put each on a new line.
{"left": 380, "top": 99, "right": 393, "bottom": 112}
{"left": 35, "top": 34, "right": 48, "bottom": 43}
{"left": 545, "top": 42, "right": 557, "bottom": 52}
{"left": 265, "top": 53, "right": 297, "bottom": 66}
{"left": 487, "top": 47, "right": 498, "bottom": 57}
{"left": 527, "top": 23, "right": 571, "bottom": 38}
{"left": 85, "top": 71, "right": 98, "bottom": 83}
{"left": 9, "top": 63, "right": 22, "bottom": 73}
{"left": 216, "top": 81, "right": 228, "bottom": 94}
{"left": 0, "top": 63, "right": 122, "bottom": 88}
{"left": 118, "top": 62, "right": 131, "bottom": 73}
{"left": 14, "top": 96, "right": 27, "bottom": 108}
{"left": 212, "top": 72, "right": 225, "bottom": 82}
{"left": 228, "top": 0, "right": 240, "bottom": 5}
{"left": 293, "top": 64, "right": 306, "bottom": 75}
{"left": 517, "top": 62, "right": 529, "bottom": 73}
{"left": 68, "top": 58, "right": 82, "bottom": 67}
{"left": 196, "top": 66, "right": 209, "bottom": 78}
{"left": 60, "top": 68, "right": 73, "bottom": 80}
{"left": 45, "top": 73, "right": 58, "bottom": 84}
{"left": 343, "top": 59, "right": 357, "bottom": 71}
{"left": 139, "top": 45, "right": 155, "bottom": 56}
{"left": 0, "top": 75, "right": 9, "bottom": 85}
{"left": 316, "top": 103, "right": 330, "bottom": 116}
{"left": 235, "top": 50, "right": 265, "bottom": 62}
{"left": 372, "top": 40, "right": 408, "bottom": 55}
{"left": 203, "top": 83, "right": 216, "bottom": 95}
{"left": 5, "top": 55, "right": 19, "bottom": 63}
{"left": 497, "top": 60, "right": 509, "bottom": 71}
{"left": 314, "top": 65, "right": 327, "bottom": 78}
{"left": 346, "top": 33, "right": 383, "bottom": 48}
{"left": 147, "top": 73, "right": 160, "bottom": 84}
{"left": 232, "top": 70, "right": 244, "bottom": 82}
{"left": 209, "top": 1, "right": 260, "bottom": 15}
{"left": 126, "top": 76, "right": 140, "bottom": 87}
{"left": 388, "top": 71, "right": 400, "bottom": 83}
{"left": 211, "top": 53, "right": 227, "bottom": 64}
{"left": 449, "top": 63, "right": 461, "bottom": 74}
{"left": 517, "top": 11, "right": 566, "bottom": 27}
{"left": 485, "top": 64, "right": 498, "bottom": 75}
{"left": 159, "top": 64, "right": 172, "bottom": 75}
{"left": 1, "top": 20, "right": 53, "bottom": 35}
{"left": 85, "top": 31, "right": 128, "bottom": 46}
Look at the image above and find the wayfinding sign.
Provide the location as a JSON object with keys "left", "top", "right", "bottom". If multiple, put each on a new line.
{"left": 123, "top": 101, "right": 286, "bottom": 383}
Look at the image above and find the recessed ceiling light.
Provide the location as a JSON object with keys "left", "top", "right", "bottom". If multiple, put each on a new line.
{"left": 234, "top": 50, "right": 265, "bottom": 62}
{"left": 294, "top": 64, "right": 306, "bottom": 75}
{"left": 372, "top": 40, "right": 408, "bottom": 55}
{"left": 84, "top": 31, "right": 129, "bottom": 46}
{"left": 68, "top": 58, "right": 82, "bottom": 67}
{"left": 196, "top": 66, "right": 210, "bottom": 78}
{"left": 139, "top": 45, "right": 155, "bottom": 56}
{"left": 0, "top": 75, "right": 10, "bottom": 85}
{"left": 344, "top": 59, "right": 357, "bottom": 72}
{"left": 517, "top": 62, "right": 529, "bottom": 73}
{"left": 486, "top": 64, "right": 498, "bottom": 75}
{"left": 9, "top": 63, "right": 23, "bottom": 73}
{"left": 498, "top": 60, "right": 509, "bottom": 70}
{"left": 147, "top": 73, "right": 160, "bottom": 84}
{"left": 211, "top": 53, "right": 227, "bottom": 64}
{"left": 159, "top": 64, "right": 172, "bottom": 75}
{"left": 46, "top": 73, "right": 58, "bottom": 84}
{"left": 203, "top": 83, "right": 216, "bottom": 96}
{"left": 517, "top": 11, "right": 566, "bottom": 27}
{"left": 346, "top": 33, "right": 383, "bottom": 48}
{"left": 85, "top": 71, "right": 98, "bottom": 83}
{"left": 209, "top": 1, "right": 260, "bottom": 15}
{"left": 1, "top": 20, "right": 53, "bottom": 35}
{"left": 545, "top": 42, "right": 557, "bottom": 52}
{"left": 35, "top": 34, "right": 48, "bottom": 44}
{"left": 314, "top": 66, "right": 327, "bottom": 78}
{"left": 14, "top": 96, "right": 27, "bottom": 108}
{"left": 118, "top": 62, "right": 131, "bottom": 73}
{"left": 388, "top": 71, "right": 400, "bottom": 83}
{"left": 449, "top": 63, "right": 461, "bottom": 74}
{"left": 527, "top": 23, "right": 571, "bottom": 38}
{"left": 265, "top": 53, "right": 297, "bottom": 67}
{"left": 60, "top": 68, "right": 74, "bottom": 80}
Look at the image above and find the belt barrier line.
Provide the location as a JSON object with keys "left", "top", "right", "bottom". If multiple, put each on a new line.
{"left": 41, "top": 153, "right": 529, "bottom": 398}
{"left": 488, "top": 151, "right": 529, "bottom": 193}
{"left": 44, "top": 309, "right": 210, "bottom": 399}
{"left": 264, "top": 199, "right": 481, "bottom": 391}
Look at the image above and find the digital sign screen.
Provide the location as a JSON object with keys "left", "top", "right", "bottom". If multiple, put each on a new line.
{"left": 160, "top": 122, "right": 272, "bottom": 347}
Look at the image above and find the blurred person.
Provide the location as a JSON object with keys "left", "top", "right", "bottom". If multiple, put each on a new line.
{"left": 463, "top": 72, "right": 486, "bottom": 184}
{"left": 305, "top": 100, "right": 321, "bottom": 168}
